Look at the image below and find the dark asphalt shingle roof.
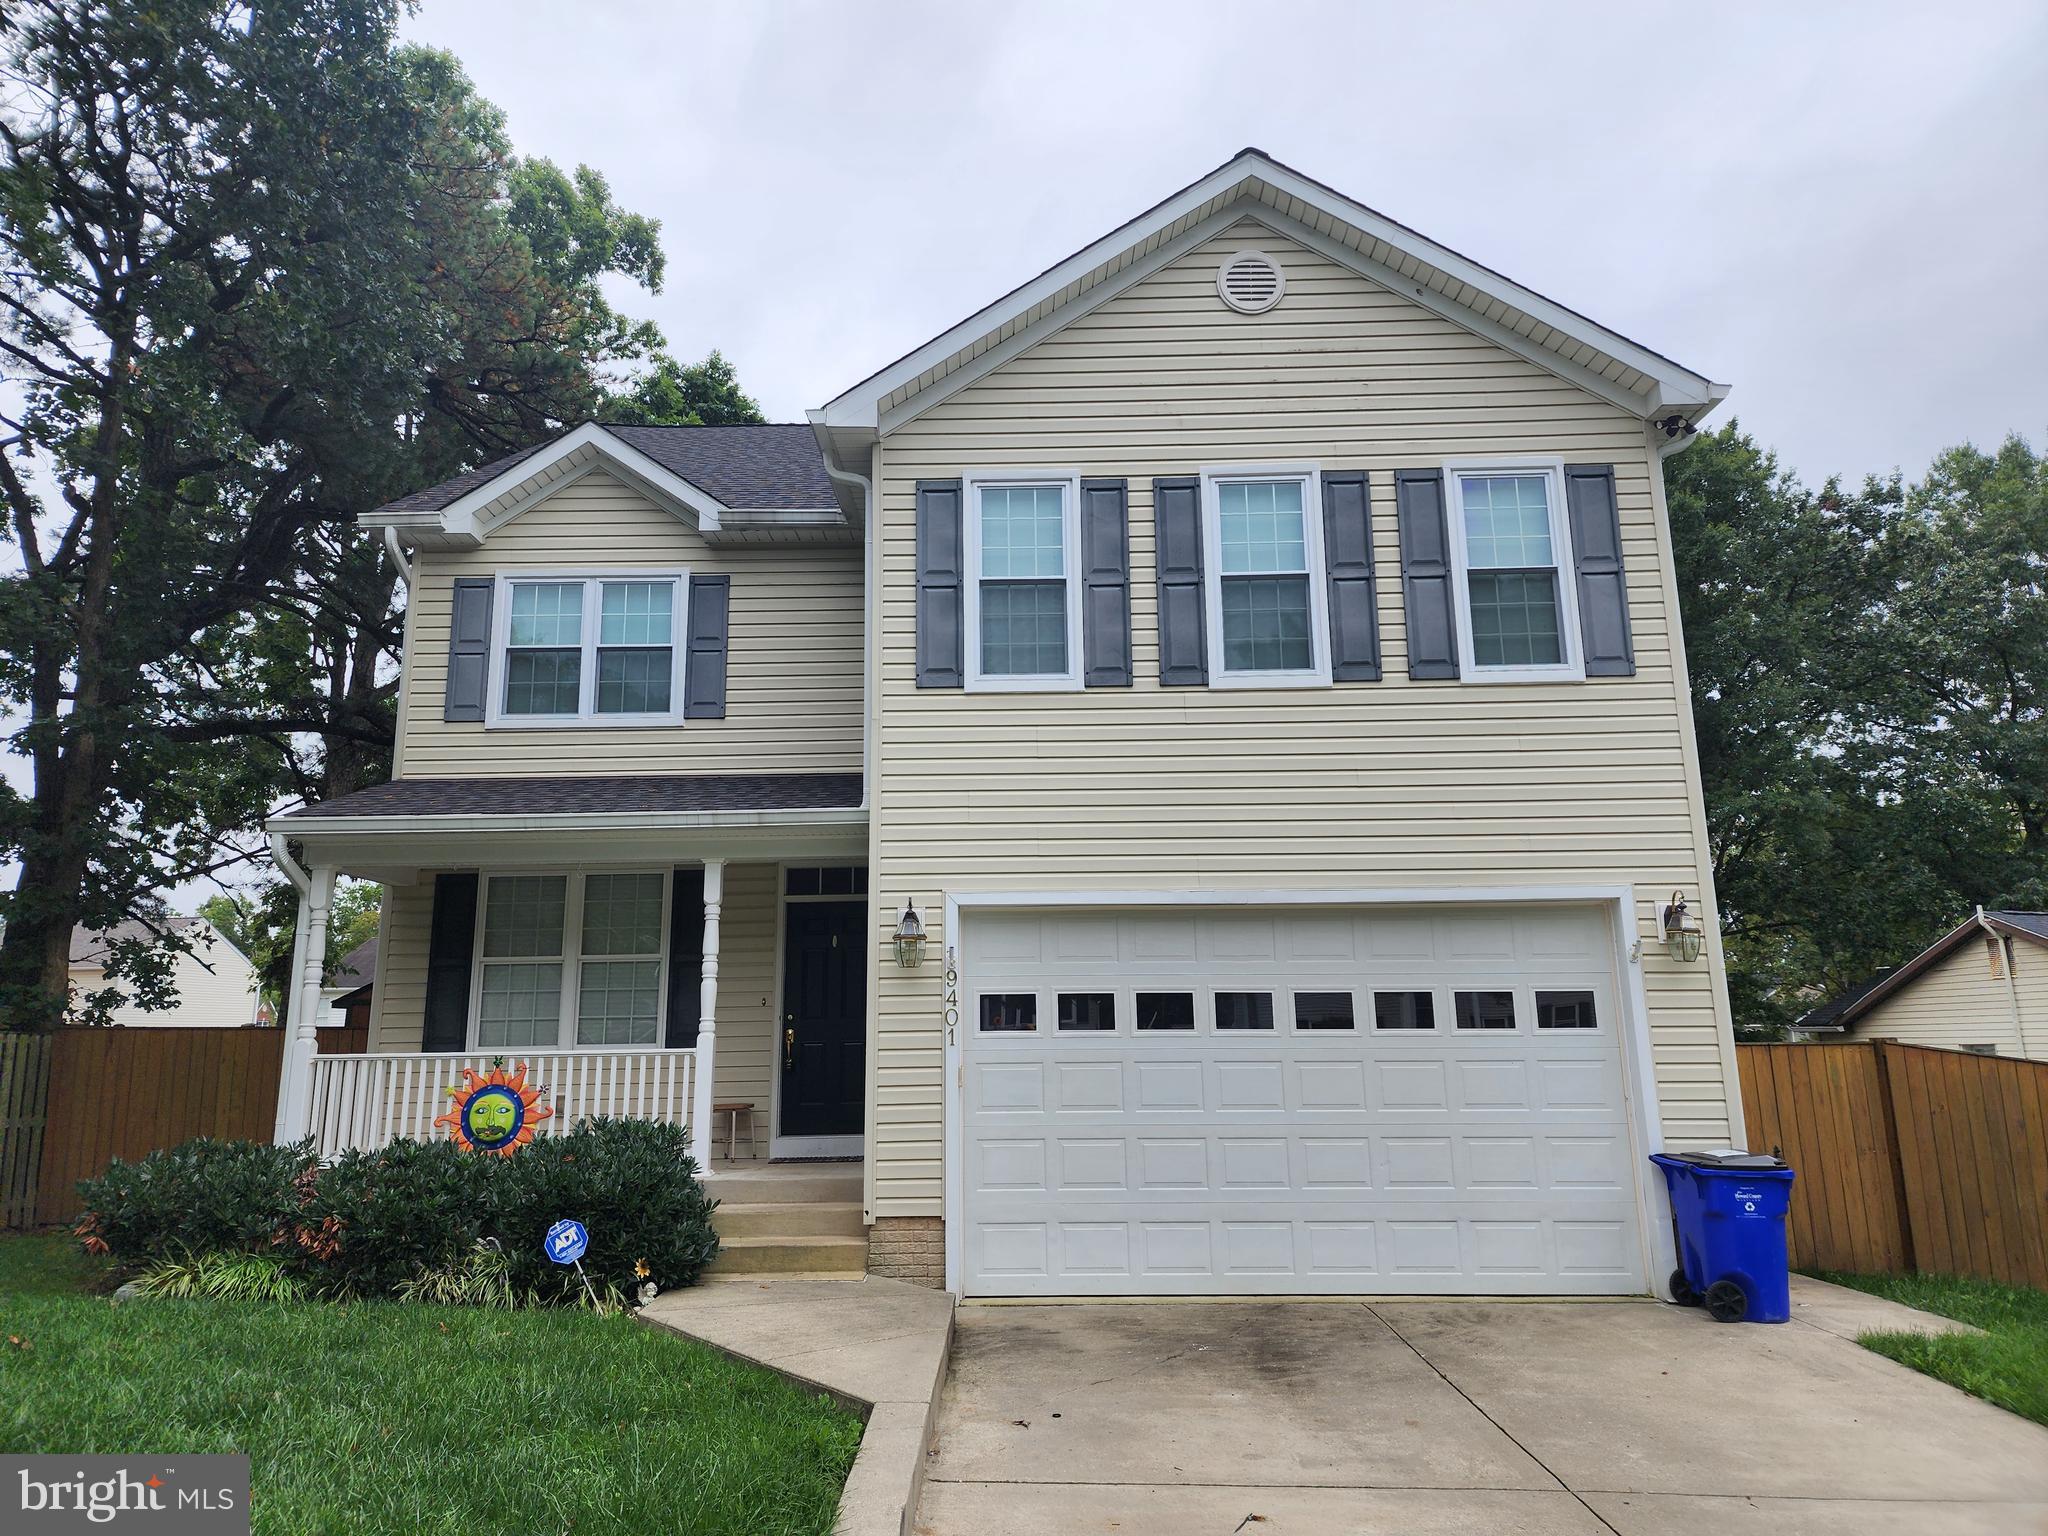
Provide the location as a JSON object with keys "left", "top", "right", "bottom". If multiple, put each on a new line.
{"left": 287, "top": 773, "right": 864, "bottom": 820}
{"left": 1795, "top": 969, "right": 1897, "bottom": 1030}
{"left": 370, "top": 423, "right": 840, "bottom": 519}
{"left": 1990, "top": 910, "right": 2048, "bottom": 941}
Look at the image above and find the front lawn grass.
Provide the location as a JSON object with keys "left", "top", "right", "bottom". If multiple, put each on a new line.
{"left": 1814, "top": 1270, "right": 2048, "bottom": 1429}
{"left": 0, "top": 1234, "right": 863, "bottom": 1535}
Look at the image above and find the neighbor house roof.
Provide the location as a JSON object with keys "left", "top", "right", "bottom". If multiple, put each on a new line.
{"left": 69, "top": 916, "right": 219, "bottom": 968}
{"left": 1800, "top": 912, "right": 2048, "bottom": 1031}
{"left": 813, "top": 146, "right": 1728, "bottom": 455}
{"left": 370, "top": 423, "right": 838, "bottom": 520}
{"left": 327, "top": 937, "right": 377, "bottom": 993}
{"left": 280, "top": 773, "right": 865, "bottom": 824}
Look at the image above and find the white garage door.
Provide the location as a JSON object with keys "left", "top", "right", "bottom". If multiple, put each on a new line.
{"left": 958, "top": 904, "right": 1647, "bottom": 1297}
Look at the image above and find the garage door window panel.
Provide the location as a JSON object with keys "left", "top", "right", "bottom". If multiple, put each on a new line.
{"left": 1536, "top": 990, "right": 1598, "bottom": 1030}
{"left": 1058, "top": 992, "right": 1116, "bottom": 1032}
{"left": 1293, "top": 991, "right": 1355, "bottom": 1030}
{"left": 1455, "top": 990, "right": 1519, "bottom": 1031}
{"left": 1215, "top": 991, "right": 1276, "bottom": 1031}
{"left": 979, "top": 993, "right": 1037, "bottom": 1032}
{"left": 1374, "top": 990, "right": 1437, "bottom": 1030}
{"left": 1136, "top": 992, "right": 1196, "bottom": 1032}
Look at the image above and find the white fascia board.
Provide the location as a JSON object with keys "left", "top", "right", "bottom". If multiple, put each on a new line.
{"left": 269, "top": 806, "right": 868, "bottom": 839}
{"left": 820, "top": 149, "right": 1727, "bottom": 431}
{"left": 360, "top": 423, "right": 732, "bottom": 545}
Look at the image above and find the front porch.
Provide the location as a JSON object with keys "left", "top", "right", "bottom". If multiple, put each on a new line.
{"left": 266, "top": 773, "right": 871, "bottom": 1171}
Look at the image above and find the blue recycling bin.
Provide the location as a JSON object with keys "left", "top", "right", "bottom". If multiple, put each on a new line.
{"left": 1650, "top": 1151, "right": 1796, "bottom": 1323}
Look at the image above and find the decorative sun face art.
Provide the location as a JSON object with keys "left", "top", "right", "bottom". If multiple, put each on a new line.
{"left": 434, "top": 1062, "right": 553, "bottom": 1155}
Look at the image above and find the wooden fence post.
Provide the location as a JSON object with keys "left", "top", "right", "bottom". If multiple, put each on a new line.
{"left": 0, "top": 1033, "right": 52, "bottom": 1229}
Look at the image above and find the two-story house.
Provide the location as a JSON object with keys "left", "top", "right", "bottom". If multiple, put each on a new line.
{"left": 270, "top": 149, "right": 1737, "bottom": 1300}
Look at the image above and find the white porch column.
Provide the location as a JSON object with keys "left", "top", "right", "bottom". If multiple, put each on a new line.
{"left": 690, "top": 859, "right": 725, "bottom": 1163}
{"left": 276, "top": 865, "right": 335, "bottom": 1146}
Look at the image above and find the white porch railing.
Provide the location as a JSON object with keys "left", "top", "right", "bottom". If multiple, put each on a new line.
{"left": 306, "top": 1047, "right": 697, "bottom": 1160}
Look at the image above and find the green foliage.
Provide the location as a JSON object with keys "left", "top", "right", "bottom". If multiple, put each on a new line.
{"left": 1816, "top": 1270, "right": 2048, "bottom": 1427}
{"left": 488, "top": 1117, "right": 721, "bottom": 1302}
{"left": 605, "top": 349, "right": 767, "bottom": 427}
{"left": 1669, "top": 425, "right": 2048, "bottom": 1032}
{"left": 0, "top": 1234, "right": 865, "bottom": 1536}
{"left": 393, "top": 1239, "right": 515, "bottom": 1309}
{"left": 73, "top": 1139, "right": 316, "bottom": 1266}
{"left": 132, "top": 1251, "right": 306, "bottom": 1304}
{"left": 72, "top": 1120, "right": 719, "bottom": 1306}
{"left": 295, "top": 1138, "right": 493, "bottom": 1298}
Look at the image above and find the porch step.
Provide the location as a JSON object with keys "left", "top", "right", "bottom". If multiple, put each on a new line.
{"left": 710, "top": 1234, "right": 869, "bottom": 1277}
{"left": 709, "top": 1164, "right": 862, "bottom": 1206}
{"left": 713, "top": 1201, "right": 866, "bottom": 1241}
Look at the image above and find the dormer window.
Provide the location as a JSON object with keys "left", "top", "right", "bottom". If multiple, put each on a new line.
{"left": 488, "top": 572, "right": 685, "bottom": 725}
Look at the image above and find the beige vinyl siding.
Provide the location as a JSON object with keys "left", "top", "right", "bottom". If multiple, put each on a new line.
{"left": 1857, "top": 936, "right": 2048, "bottom": 1060}
{"left": 866, "top": 220, "right": 1739, "bottom": 1218}
{"left": 367, "top": 865, "right": 779, "bottom": 1144}
{"left": 395, "top": 468, "right": 861, "bottom": 778}
{"left": 68, "top": 927, "right": 262, "bottom": 1029}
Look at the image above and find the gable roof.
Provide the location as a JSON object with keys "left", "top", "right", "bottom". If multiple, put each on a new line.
{"left": 1805, "top": 911, "right": 2048, "bottom": 1031}
{"left": 814, "top": 147, "right": 1728, "bottom": 450}
{"left": 364, "top": 422, "right": 850, "bottom": 548}
{"left": 70, "top": 916, "right": 241, "bottom": 968}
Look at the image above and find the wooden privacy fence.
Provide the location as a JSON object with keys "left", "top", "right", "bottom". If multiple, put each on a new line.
{"left": 25, "top": 1028, "right": 283, "bottom": 1228}
{"left": 1, "top": 1033, "right": 52, "bottom": 1227}
{"left": 1738, "top": 1041, "right": 2048, "bottom": 1290}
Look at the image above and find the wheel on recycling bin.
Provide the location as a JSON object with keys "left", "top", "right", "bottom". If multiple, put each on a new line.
{"left": 1705, "top": 1280, "right": 1748, "bottom": 1323}
{"left": 1669, "top": 1268, "right": 1701, "bottom": 1307}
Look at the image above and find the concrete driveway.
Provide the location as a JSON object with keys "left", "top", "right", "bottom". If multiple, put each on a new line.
{"left": 914, "top": 1280, "right": 2048, "bottom": 1536}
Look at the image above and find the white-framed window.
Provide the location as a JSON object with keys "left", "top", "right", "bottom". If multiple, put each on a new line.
{"left": 487, "top": 572, "right": 686, "bottom": 725}
{"left": 962, "top": 471, "right": 1083, "bottom": 691}
{"left": 472, "top": 870, "right": 671, "bottom": 1049}
{"left": 1199, "top": 465, "right": 1331, "bottom": 688}
{"left": 1443, "top": 460, "right": 1583, "bottom": 683}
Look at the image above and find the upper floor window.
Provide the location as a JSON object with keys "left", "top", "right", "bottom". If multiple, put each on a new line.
{"left": 490, "top": 573, "right": 684, "bottom": 725}
{"left": 963, "top": 473, "right": 1082, "bottom": 690}
{"left": 1444, "top": 463, "right": 1584, "bottom": 682}
{"left": 1200, "top": 467, "right": 1331, "bottom": 687}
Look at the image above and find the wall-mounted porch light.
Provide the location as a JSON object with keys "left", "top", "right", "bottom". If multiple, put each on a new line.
{"left": 1661, "top": 891, "right": 1704, "bottom": 963}
{"left": 893, "top": 898, "right": 927, "bottom": 969}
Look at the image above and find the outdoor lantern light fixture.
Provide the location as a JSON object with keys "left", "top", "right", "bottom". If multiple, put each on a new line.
{"left": 1661, "top": 890, "right": 1704, "bottom": 963}
{"left": 893, "top": 898, "right": 927, "bottom": 969}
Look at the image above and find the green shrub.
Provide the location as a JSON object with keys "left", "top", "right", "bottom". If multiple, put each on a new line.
{"left": 396, "top": 1239, "right": 516, "bottom": 1309}
{"left": 491, "top": 1117, "right": 719, "bottom": 1303}
{"left": 297, "top": 1138, "right": 492, "bottom": 1297}
{"left": 74, "top": 1138, "right": 313, "bottom": 1264}
{"left": 132, "top": 1251, "right": 306, "bottom": 1303}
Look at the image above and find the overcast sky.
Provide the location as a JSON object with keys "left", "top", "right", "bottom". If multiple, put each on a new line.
{"left": 406, "top": 0, "right": 2047, "bottom": 488}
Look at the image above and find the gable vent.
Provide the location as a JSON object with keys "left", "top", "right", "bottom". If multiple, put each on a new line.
{"left": 1217, "top": 249, "right": 1285, "bottom": 314}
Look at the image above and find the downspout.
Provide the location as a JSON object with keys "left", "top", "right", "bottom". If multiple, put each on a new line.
{"left": 817, "top": 454, "right": 875, "bottom": 811}
{"left": 382, "top": 526, "right": 413, "bottom": 588}
{"left": 1973, "top": 906, "right": 2027, "bottom": 1056}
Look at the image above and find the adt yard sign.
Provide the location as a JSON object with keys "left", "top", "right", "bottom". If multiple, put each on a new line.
{"left": 545, "top": 1218, "right": 589, "bottom": 1266}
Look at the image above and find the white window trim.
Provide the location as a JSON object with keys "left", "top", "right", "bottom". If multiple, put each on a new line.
{"left": 468, "top": 869, "right": 672, "bottom": 1051}
{"left": 1199, "top": 463, "right": 1332, "bottom": 689}
{"left": 484, "top": 569, "right": 688, "bottom": 727}
{"left": 962, "top": 470, "right": 1084, "bottom": 693}
{"left": 1442, "top": 457, "right": 1585, "bottom": 684}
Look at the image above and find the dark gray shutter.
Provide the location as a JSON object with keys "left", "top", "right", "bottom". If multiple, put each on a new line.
{"left": 1081, "top": 478, "right": 1132, "bottom": 687}
{"left": 683, "top": 573, "right": 730, "bottom": 718}
{"left": 1564, "top": 464, "right": 1635, "bottom": 676}
{"left": 915, "top": 479, "right": 964, "bottom": 688}
{"left": 421, "top": 872, "right": 479, "bottom": 1052}
{"left": 1321, "top": 470, "right": 1380, "bottom": 682}
{"left": 665, "top": 866, "right": 705, "bottom": 1048}
{"left": 1153, "top": 476, "right": 1207, "bottom": 686}
{"left": 443, "top": 578, "right": 494, "bottom": 722}
{"left": 1395, "top": 469, "right": 1459, "bottom": 680}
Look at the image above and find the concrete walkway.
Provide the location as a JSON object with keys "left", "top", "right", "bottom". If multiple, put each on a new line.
{"left": 641, "top": 1275, "right": 955, "bottom": 1536}
{"left": 915, "top": 1277, "right": 2048, "bottom": 1536}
